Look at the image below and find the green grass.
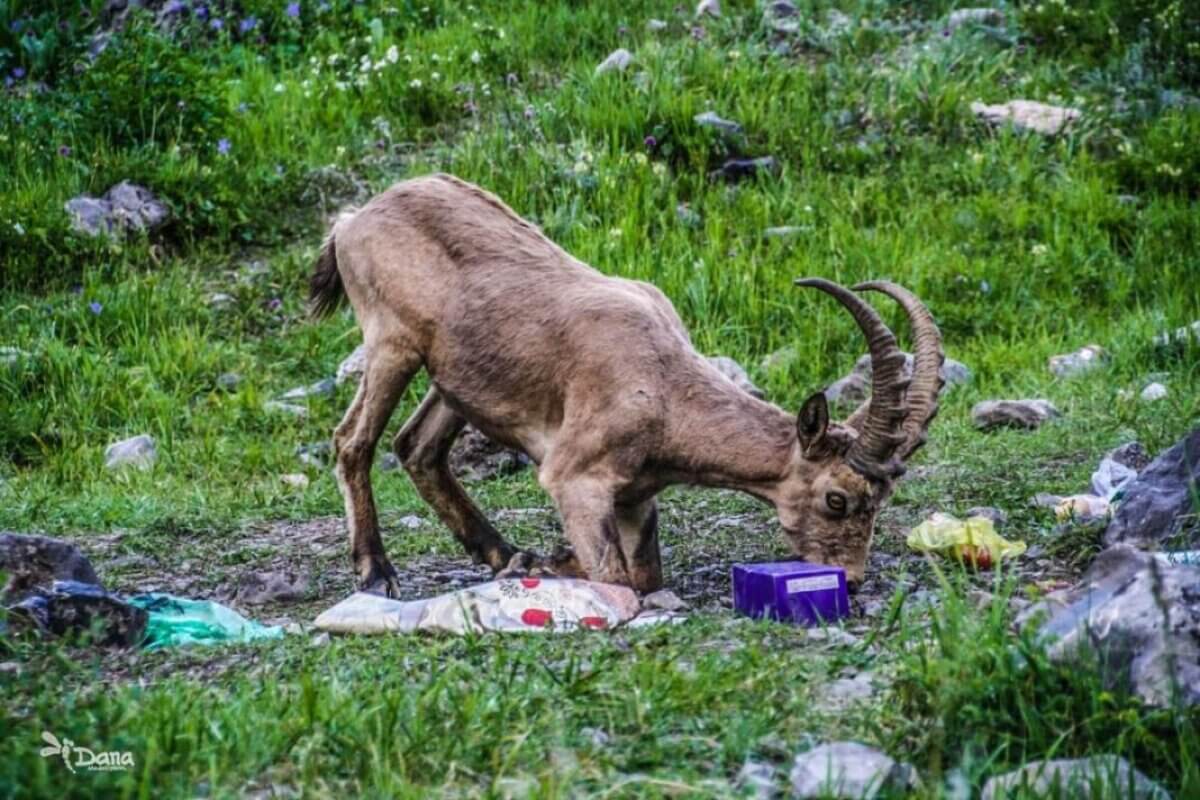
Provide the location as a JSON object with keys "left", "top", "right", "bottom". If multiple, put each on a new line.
{"left": 2, "top": 0, "right": 1200, "bottom": 797}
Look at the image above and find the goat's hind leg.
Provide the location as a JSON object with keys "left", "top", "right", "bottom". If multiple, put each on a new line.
{"left": 394, "top": 389, "right": 518, "bottom": 571}
{"left": 335, "top": 348, "right": 420, "bottom": 597}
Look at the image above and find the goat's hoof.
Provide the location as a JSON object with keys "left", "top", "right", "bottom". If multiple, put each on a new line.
{"left": 357, "top": 559, "right": 402, "bottom": 598}
{"left": 496, "top": 547, "right": 584, "bottom": 580}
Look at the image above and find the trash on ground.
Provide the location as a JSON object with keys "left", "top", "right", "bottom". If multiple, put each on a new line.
{"left": 906, "top": 513, "right": 1026, "bottom": 569}
{"left": 1054, "top": 494, "right": 1111, "bottom": 524}
{"left": 1090, "top": 456, "right": 1138, "bottom": 501}
{"left": 313, "top": 578, "right": 684, "bottom": 635}
{"left": 7, "top": 580, "right": 148, "bottom": 647}
{"left": 732, "top": 562, "right": 850, "bottom": 625}
{"left": 127, "top": 593, "right": 285, "bottom": 650}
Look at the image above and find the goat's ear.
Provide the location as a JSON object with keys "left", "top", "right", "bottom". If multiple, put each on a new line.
{"left": 797, "top": 392, "right": 830, "bottom": 457}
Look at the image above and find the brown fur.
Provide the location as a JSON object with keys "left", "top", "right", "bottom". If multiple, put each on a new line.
{"left": 312, "top": 174, "right": 926, "bottom": 595}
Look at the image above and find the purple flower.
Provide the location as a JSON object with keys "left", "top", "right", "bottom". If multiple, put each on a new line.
{"left": 644, "top": 135, "right": 657, "bottom": 150}
{"left": 266, "top": 297, "right": 282, "bottom": 311}
{"left": 13, "top": 67, "right": 26, "bottom": 79}
{"left": 523, "top": 105, "right": 535, "bottom": 120}
{"left": 9, "top": 19, "right": 23, "bottom": 33}
{"left": 217, "top": 138, "right": 231, "bottom": 155}
{"left": 195, "top": 5, "right": 209, "bottom": 19}
{"left": 88, "top": 302, "right": 103, "bottom": 315}
{"left": 3, "top": 77, "right": 12, "bottom": 90}
{"left": 239, "top": 16, "right": 258, "bottom": 33}
{"left": 163, "top": 0, "right": 185, "bottom": 14}
{"left": 58, "top": 145, "right": 71, "bottom": 157}
{"left": 210, "top": 17, "right": 224, "bottom": 30}
{"left": 286, "top": 2, "right": 301, "bottom": 18}
{"left": 236, "top": 102, "right": 249, "bottom": 114}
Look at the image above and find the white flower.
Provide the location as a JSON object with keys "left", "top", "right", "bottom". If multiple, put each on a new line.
{"left": 431, "top": 71, "right": 441, "bottom": 80}
{"left": 431, "top": 53, "right": 441, "bottom": 63}
{"left": 409, "top": 78, "right": 423, "bottom": 89}
{"left": 470, "top": 50, "right": 482, "bottom": 64}
{"left": 12, "top": 222, "right": 24, "bottom": 235}
{"left": 274, "top": 83, "right": 285, "bottom": 93}
{"left": 1031, "top": 243, "right": 1048, "bottom": 256}
{"left": 386, "top": 45, "right": 399, "bottom": 64}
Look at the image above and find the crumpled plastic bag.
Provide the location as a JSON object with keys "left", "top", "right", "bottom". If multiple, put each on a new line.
{"left": 126, "top": 593, "right": 284, "bottom": 650}
{"left": 1053, "top": 494, "right": 1111, "bottom": 523}
{"left": 1090, "top": 457, "right": 1138, "bottom": 502}
{"left": 907, "top": 513, "right": 1027, "bottom": 569}
{"left": 314, "top": 577, "right": 665, "bottom": 635}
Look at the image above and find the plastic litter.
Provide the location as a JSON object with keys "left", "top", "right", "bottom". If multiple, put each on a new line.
{"left": 907, "top": 513, "right": 1027, "bottom": 569}
{"left": 1090, "top": 457, "right": 1138, "bottom": 501}
{"left": 127, "top": 593, "right": 284, "bottom": 650}
{"left": 1054, "top": 494, "right": 1111, "bottom": 523}
{"left": 314, "top": 577, "right": 678, "bottom": 635}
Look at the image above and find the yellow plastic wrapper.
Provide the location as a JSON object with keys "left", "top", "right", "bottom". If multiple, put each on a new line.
{"left": 906, "top": 512, "right": 1027, "bottom": 570}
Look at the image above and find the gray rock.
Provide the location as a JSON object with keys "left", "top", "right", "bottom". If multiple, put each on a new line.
{"left": 296, "top": 442, "right": 332, "bottom": 468}
{"left": 981, "top": 756, "right": 1171, "bottom": 800}
{"left": 852, "top": 351, "right": 972, "bottom": 391}
{"left": 66, "top": 181, "right": 169, "bottom": 238}
{"left": 398, "top": 514, "right": 423, "bottom": 530}
{"left": 708, "top": 355, "right": 764, "bottom": 399}
{"left": 104, "top": 434, "right": 157, "bottom": 470}
{"left": 236, "top": 570, "right": 310, "bottom": 605}
{"left": 764, "top": 226, "right": 805, "bottom": 239}
{"left": 709, "top": 156, "right": 780, "bottom": 182}
{"left": 790, "top": 742, "right": 919, "bottom": 799}
{"left": 815, "top": 671, "right": 878, "bottom": 712}
{"left": 676, "top": 203, "right": 702, "bottom": 227}
{"left": 642, "top": 589, "right": 688, "bottom": 612}
{"left": 1105, "top": 429, "right": 1200, "bottom": 549}
{"left": 595, "top": 48, "right": 633, "bottom": 75}
{"left": 7, "top": 580, "right": 148, "bottom": 648}
{"left": 1108, "top": 441, "right": 1151, "bottom": 472}
{"left": 216, "top": 372, "right": 242, "bottom": 392}
{"left": 379, "top": 452, "right": 402, "bottom": 472}
{"left": 696, "top": 0, "right": 720, "bottom": 18}
{"left": 450, "top": 426, "right": 531, "bottom": 482}
{"left": 264, "top": 401, "right": 308, "bottom": 418}
{"left": 736, "top": 759, "right": 777, "bottom": 799}
{"left": 972, "top": 399, "right": 1059, "bottom": 431}
{"left": 281, "top": 378, "right": 336, "bottom": 401}
{"left": 1019, "top": 544, "right": 1200, "bottom": 707}
{"left": 1048, "top": 344, "right": 1106, "bottom": 378}
{"left": 1141, "top": 381, "right": 1168, "bottom": 402}
{"left": 280, "top": 473, "right": 310, "bottom": 489}
{"left": 694, "top": 110, "right": 743, "bottom": 135}
{"left": 970, "top": 100, "right": 1081, "bottom": 137}
{"left": 0, "top": 533, "right": 101, "bottom": 603}
{"left": 0, "top": 347, "right": 30, "bottom": 367}
{"left": 946, "top": 8, "right": 1004, "bottom": 31}
{"left": 647, "top": 18, "right": 668, "bottom": 31}
{"left": 208, "top": 292, "right": 235, "bottom": 308}
{"left": 965, "top": 506, "right": 1007, "bottom": 527}
{"left": 766, "top": 0, "right": 798, "bottom": 18}
{"left": 824, "top": 371, "right": 870, "bottom": 406}
{"left": 336, "top": 344, "right": 367, "bottom": 385}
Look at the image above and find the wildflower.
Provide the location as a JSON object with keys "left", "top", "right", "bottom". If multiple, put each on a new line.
{"left": 652, "top": 162, "right": 667, "bottom": 177}
{"left": 505, "top": 72, "right": 518, "bottom": 86}
{"left": 195, "top": 5, "right": 209, "bottom": 19}
{"left": 523, "top": 105, "right": 535, "bottom": 120}
{"left": 58, "top": 144, "right": 71, "bottom": 157}
{"left": 12, "top": 222, "right": 25, "bottom": 235}
{"left": 239, "top": 16, "right": 258, "bottom": 33}
{"left": 217, "top": 138, "right": 231, "bottom": 155}
{"left": 634, "top": 152, "right": 648, "bottom": 166}
{"left": 409, "top": 78, "right": 422, "bottom": 89}
{"left": 386, "top": 45, "right": 399, "bottom": 63}
{"left": 470, "top": 50, "right": 481, "bottom": 64}
{"left": 1031, "top": 243, "right": 1048, "bottom": 256}
{"left": 609, "top": 228, "right": 622, "bottom": 238}
{"left": 88, "top": 302, "right": 103, "bottom": 315}
{"left": 644, "top": 134, "right": 657, "bottom": 150}
{"left": 266, "top": 298, "right": 282, "bottom": 311}
{"left": 286, "top": 2, "right": 300, "bottom": 18}
{"left": 274, "top": 82, "right": 285, "bottom": 92}
{"left": 12, "top": 67, "right": 26, "bottom": 79}
{"left": 210, "top": 17, "right": 224, "bottom": 30}
{"left": 462, "top": 99, "right": 478, "bottom": 114}
{"left": 431, "top": 71, "right": 441, "bottom": 80}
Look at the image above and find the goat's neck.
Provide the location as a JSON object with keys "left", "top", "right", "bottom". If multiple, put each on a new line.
{"left": 661, "top": 371, "right": 796, "bottom": 500}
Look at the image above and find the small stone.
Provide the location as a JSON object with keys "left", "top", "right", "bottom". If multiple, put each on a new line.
{"left": 790, "top": 742, "right": 919, "bottom": 799}
{"left": 709, "top": 156, "right": 779, "bottom": 182}
{"left": 676, "top": 203, "right": 702, "bottom": 227}
{"left": 1153, "top": 320, "right": 1200, "bottom": 348}
{"left": 264, "top": 401, "right": 308, "bottom": 418}
{"left": 104, "top": 434, "right": 157, "bottom": 470}
{"left": 1140, "top": 382, "right": 1168, "bottom": 402}
{"left": 296, "top": 442, "right": 332, "bottom": 468}
{"left": 643, "top": 589, "right": 688, "bottom": 612}
{"left": 764, "top": 226, "right": 805, "bottom": 239}
{"left": 208, "top": 292, "right": 235, "bottom": 308}
{"left": 696, "top": 0, "right": 720, "bottom": 18}
{"left": 280, "top": 473, "right": 310, "bottom": 489}
{"left": 946, "top": 8, "right": 1003, "bottom": 31}
{"left": 379, "top": 452, "right": 402, "bottom": 472}
{"left": 694, "top": 110, "right": 743, "bottom": 135}
{"left": 804, "top": 628, "right": 860, "bottom": 648}
{"left": 281, "top": 378, "right": 336, "bottom": 401}
{"left": 1107, "top": 441, "right": 1151, "bottom": 472}
{"left": 595, "top": 48, "right": 633, "bottom": 75}
{"left": 1031, "top": 492, "right": 1062, "bottom": 509}
{"left": 981, "top": 756, "right": 1171, "bottom": 800}
{"left": 824, "top": 372, "right": 869, "bottom": 406}
{"left": 646, "top": 18, "right": 668, "bottom": 31}
{"left": 336, "top": 344, "right": 367, "bottom": 385}
{"left": 852, "top": 352, "right": 971, "bottom": 392}
{"left": 0, "top": 661, "right": 20, "bottom": 676}
{"left": 1048, "top": 344, "right": 1106, "bottom": 378}
{"left": 708, "top": 355, "right": 764, "bottom": 399}
{"left": 236, "top": 570, "right": 310, "bottom": 605}
{"left": 971, "top": 399, "right": 1059, "bottom": 431}
{"left": 398, "top": 514, "right": 422, "bottom": 530}
{"left": 65, "top": 182, "right": 170, "bottom": 238}
{"left": 736, "top": 759, "right": 777, "bottom": 799}
{"left": 766, "top": 0, "right": 798, "bottom": 18}
{"left": 816, "top": 671, "right": 878, "bottom": 712}
{"left": 216, "top": 372, "right": 241, "bottom": 392}
{"left": 965, "top": 506, "right": 1007, "bottom": 527}
{"left": 970, "top": 99, "right": 1081, "bottom": 136}
{"left": 310, "top": 631, "right": 331, "bottom": 647}
{"left": 0, "top": 347, "right": 30, "bottom": 367}
{"left": 581, "top": 727, "right": 611, "bottom": 747}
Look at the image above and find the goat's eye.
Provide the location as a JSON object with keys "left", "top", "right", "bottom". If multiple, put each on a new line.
{"left": 826, "top": 492, "right": 847, "bottom": 514}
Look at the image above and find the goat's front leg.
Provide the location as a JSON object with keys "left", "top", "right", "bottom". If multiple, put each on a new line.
{"left": 334, "top": 350, "right": 420, "bottom": 597}
{"left": 393, "top": 389, "right": 518, "bottom": 571}
{"left": 616, "top": 498, "right": 663, "bottom": 593}
{"left": 545, "top": 477, "right": 631, "bottom": 586}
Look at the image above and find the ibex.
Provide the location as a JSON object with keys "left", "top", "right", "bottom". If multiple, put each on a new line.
{"left": 310, "top": 174, "right": 943, "bottom": 596}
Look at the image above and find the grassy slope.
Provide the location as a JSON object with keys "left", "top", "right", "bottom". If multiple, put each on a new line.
{"left": 2, "top": 0, "right": 1199, "bottom": 797}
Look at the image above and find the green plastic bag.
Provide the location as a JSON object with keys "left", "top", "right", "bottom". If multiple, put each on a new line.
{"left": 127, "top": 593, "right": 284, "bottom": 650}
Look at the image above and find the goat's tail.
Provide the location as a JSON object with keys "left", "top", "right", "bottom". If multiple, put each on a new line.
{"left": 308, "top": 231, "right": 345, "bottom": 319}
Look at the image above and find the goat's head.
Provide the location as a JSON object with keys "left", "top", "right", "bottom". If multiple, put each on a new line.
{"left": 769, "top": 279, "right": 944, "bottom": 590}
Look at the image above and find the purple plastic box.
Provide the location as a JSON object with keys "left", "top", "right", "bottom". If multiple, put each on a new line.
{"left": 732, "top": 562, "right": 850, "bottom": 626}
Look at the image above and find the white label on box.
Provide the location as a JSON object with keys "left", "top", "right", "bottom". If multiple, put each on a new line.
{"left": 785, "top": 574, "right": 840, "bottom": 594}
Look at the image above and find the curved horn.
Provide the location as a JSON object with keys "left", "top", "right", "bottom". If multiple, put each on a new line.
{"left": 795, "top": 278, "right": 908, "bottom": 479}
{"left": 854, "top": 281, "right": 944, "bottom": 460}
